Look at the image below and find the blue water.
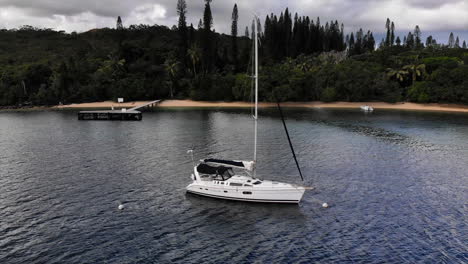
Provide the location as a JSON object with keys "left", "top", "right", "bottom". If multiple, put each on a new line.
{"left": 0, "top": 109, "right": 467, "bottom": 263}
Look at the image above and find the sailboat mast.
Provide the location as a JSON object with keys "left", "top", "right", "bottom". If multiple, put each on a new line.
{"left": 253, "top": 16, "right": 259, "bottom": 177}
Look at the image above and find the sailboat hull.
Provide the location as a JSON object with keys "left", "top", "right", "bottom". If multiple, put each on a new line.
{"left": 186, "top": 182, "right": 305, "bottom": 204}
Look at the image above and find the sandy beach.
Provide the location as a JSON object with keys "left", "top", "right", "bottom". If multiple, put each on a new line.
{"left": 54, "top": 100, "right": 468, "bottom": 113}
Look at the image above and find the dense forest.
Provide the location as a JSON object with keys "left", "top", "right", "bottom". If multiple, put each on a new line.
{"left": 0, "top": 0, "right": 468, "bottom": 107}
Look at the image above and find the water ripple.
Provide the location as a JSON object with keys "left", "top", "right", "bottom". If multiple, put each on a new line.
{"left": 0, "top": 110, "right": 467, "bottom": 263}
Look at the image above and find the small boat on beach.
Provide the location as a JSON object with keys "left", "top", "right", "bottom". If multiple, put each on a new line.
{"left": 360, "top": 105, "right": 374, "bottom": 112}
{"left": 186, "top": 16, "right": 309, "bottom": 204}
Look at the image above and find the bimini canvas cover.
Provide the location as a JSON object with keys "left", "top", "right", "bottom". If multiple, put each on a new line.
{"left": 203, "top": 159, "right": 255, "bottom": 171}
{"left": 196, "top": 164, "right": 230, "bottom": 175}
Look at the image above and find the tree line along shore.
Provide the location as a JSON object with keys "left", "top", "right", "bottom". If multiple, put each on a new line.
{"left": 2, "top": 100, "right": 468, "bottom": 114}
{"left": 0, "top": 1, "right": 467, "bottom": 108}
{"left": 49, "top": 100, "right": 468, "bottom": 114}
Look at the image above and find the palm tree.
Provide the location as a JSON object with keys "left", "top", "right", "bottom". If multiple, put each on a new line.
{"left": 164, "top": 58, "right": 180, "bottom": 98}
{"left": 188, "top": 45, "right": 201, "bottom": 77}
{"left": 403, "top": 64, "right": 426, "bottom": 82}
{"left": 386, "top": 68, "right": 408, "bottom": 82}
{"left": 386, "top": 64, "right": 426, "bottom": 85}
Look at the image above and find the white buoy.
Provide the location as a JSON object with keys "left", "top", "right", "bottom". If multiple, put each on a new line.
{"left": 322, "top": 203, "right": 329, "bottom": 208}
{"left": 118, "top": 204, "right": 124, "bottom": 210}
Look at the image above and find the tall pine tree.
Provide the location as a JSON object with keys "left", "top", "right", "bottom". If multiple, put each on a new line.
{"left": 448, "top": 32, "right": 455, "bottom": 48}
{"left": 116, "top": 16, "right": 124, "bottom": 47}
{"left": 177, "top": 0, "right": 188, "bottom": 71}
{"left": 396, "top": 36, "right": 401, "bottom": 46}
{"left": 426, "top": 36, "right": 433, "bottom": 47}
{"left": 231, "top": 4, "right": 239, "bottom": 70}
{"left": 201, "top": 0, "right": 214, "bottom": 73}
{"left": 116, "top": 16, "right": 123, "bottom": 30}
{"left": 414, "top": 25, "right": 422, "bottom": 49}
{"left": 349, "top": 32, "right": 355, "bottom": 52}
{"left": 406, "top": 32, "right": 415, "bottom": 48}
{"left": 390, "top": 22, "right": 395, "bottom": 46}
{"left": 385, "top": 18, "right": 391, "bottom": 47}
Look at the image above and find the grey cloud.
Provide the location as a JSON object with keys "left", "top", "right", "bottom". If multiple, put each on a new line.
{"left": 406, "top": 0, "right": 464, "bottom": 9}
{"left": 4, "top": 0, "right": 204, "bottom": 18}
{"left": 0, "top": 0, "right": 137, "bottom": 17}
{"left": 0, "top": 0, "right": 216, "bottom": 18}
{"left": 0, "top": 0, "right": 276, "bottom": 31}
{"left": 0, "top": 0, "right": 466, "bottom": 34}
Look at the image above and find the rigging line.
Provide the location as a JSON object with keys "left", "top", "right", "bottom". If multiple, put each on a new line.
{"left": 276, "top": 100, "right": 304, "bottom": 182}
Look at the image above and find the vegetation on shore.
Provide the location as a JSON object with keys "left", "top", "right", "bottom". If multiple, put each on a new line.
{"left": 0, "top": 0, "right": 467, "bottom": 107}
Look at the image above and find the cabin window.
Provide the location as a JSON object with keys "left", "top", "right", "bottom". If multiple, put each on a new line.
{"left": 224, "top": 191, "right": 228, "bottom": 193}
{"left": 230, "top": 183, "right": 243, "bottom": 187}
{"left": 243, "top": 191, "right": 252, "bottom": 195}
{"left": 253, "top": 181, "right": 262, "bottom": 185}
{"left": 244, "top": 184, "right": 252, "bottom": 187}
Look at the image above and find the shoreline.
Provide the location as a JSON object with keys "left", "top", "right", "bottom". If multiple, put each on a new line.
{"left": 2, "top": 100, "right": 467, "bottom": 113}
{"left": 51, "top": 100, "right": 468, "bottom": 113}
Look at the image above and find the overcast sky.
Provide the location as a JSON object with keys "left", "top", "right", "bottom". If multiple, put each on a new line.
{"left": 0, "top": 0, "right": 466, "bottom": 43}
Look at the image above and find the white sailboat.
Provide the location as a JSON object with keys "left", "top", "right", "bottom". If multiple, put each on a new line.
{"left": 186, "top": 17, "right": 308, "bottom": 204}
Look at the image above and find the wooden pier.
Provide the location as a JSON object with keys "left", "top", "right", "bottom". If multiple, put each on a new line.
{"left": 128, "top": 100, "right": 161, "bottom": 111}
{"left": 78, "top": 100, "right": 160, "bottom": 121}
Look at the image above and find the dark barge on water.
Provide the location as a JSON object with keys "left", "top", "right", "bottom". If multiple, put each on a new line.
{"left": 78, "top": 110, "right": 142, "bottom": 121}
{"left": 77, "top": 100, "right": 160, "bottom": 121}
